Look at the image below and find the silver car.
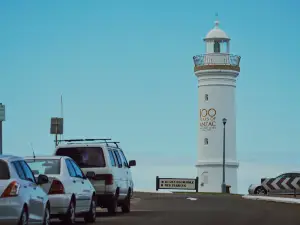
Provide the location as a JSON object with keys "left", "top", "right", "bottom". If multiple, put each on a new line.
{"left": 25, "top": 156, "right": 96, "bottom": 225}
{"left": 0, "top": 155, "right": 50, "bottom": 225}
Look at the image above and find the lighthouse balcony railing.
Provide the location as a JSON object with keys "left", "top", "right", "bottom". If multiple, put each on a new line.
{"left": 193, "top": 53, "right": 241, "bottom": 67}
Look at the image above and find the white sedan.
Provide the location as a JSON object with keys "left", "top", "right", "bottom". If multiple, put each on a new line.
{"left": 0, "top": 155, "right": 50, "bottom": 225}
{"left": 25, "top": 156, "right": 97, "bottom": 225}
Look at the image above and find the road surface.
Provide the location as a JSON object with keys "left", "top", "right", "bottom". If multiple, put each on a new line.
{"left": 52, "top": 192, "right": 300, "bottom": 225}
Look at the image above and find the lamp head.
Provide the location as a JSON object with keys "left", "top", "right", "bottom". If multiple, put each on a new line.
{"left": 222, "top": 118, "right": 227, "bottom": 125}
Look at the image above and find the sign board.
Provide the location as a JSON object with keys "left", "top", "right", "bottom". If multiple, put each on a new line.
{"left": 200, "top": 108, "right": 216, "bottom": 131}
{"left": 50, "top": 117, "right": 63, "bottom": 134}
{"left": 156, "top": 176, "right": 198, "bottom": 192}
{"left": 0, "top": 104, "right": 5, "bottom": 121}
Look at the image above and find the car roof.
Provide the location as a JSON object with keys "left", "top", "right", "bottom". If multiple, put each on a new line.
{"left": 24, "top": 155, "right": 66, "bottom": 160}
{"left": 0, "top": 154, "right": 24, "bottom": 162}
{"left": 281, "top": 171, "right": 300, "bottom": 174}
{"left": 56, "top": 143, "right": 120, "bottom": 149}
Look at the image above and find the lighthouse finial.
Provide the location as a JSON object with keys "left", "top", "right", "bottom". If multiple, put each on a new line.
{"left": 214, "top": 13, "right": 219, "bottom": 28}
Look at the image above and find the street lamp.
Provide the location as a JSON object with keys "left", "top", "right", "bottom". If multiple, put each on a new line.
{"left": 0, "top": 103, "right": 5, "bottom": 155}
{"left": 221, "top": 118, "right": 227, "bottom": 193}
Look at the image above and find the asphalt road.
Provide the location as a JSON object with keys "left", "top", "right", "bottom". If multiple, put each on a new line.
{"left": 52, "top": 192, "right": 300, "bottom": 225}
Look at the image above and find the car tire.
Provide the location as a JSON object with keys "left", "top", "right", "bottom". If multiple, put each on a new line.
{"left": 63, "top": 199, "right": 76, "bottom": 225}
{"left": 121, "top": 191, "right": 131, "bottom": 213}
{"left": 42, "top": 204, "right": 51, "bottom": 225}
{"left": 107, "top": 196, "right": 118, "bottom": 215}
{"left": 84, "top": 196, "right": 97, "bottom": 223}
{"left": 255, "top": 186, "right": 267, "bottom": 195}
{"left": 18, "top": 206, "right": 28, "bottom": 225}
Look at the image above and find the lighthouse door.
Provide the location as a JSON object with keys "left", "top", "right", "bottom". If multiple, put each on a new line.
{"left": 201, "top": 171, "right": 208, "bottom": 186}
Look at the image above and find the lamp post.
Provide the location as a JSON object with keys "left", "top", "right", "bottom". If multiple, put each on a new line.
{"left": 0, "top": 103, "right": 5, "bottom": 155}
{"left": 221, "top": 118, "right": 227, "bottom": 193}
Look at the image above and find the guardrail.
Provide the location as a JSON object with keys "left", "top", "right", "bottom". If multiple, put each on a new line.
{"left": 193, "top": 54, "right": 241, "bottom": 67}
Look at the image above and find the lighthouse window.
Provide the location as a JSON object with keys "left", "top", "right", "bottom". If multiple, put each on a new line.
{"left": 204, "top": 138, "right": 208, "bottom": 145}
{"left": 214, "top": 41, "right": 220, "bottom": 53}
{"left": 205, "top": 94, "right": 208, "bottom": 101}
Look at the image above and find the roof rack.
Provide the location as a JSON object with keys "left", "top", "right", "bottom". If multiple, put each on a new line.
{"left": 56, "top": 138, "right": 120, "bottom": 148}
{"left": 104, "top": 141, "right": 120, "bottom": 148}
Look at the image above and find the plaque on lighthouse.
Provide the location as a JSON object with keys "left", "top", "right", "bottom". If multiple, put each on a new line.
{"left": 200, "top": 108, "right": 217, "bottom": 131}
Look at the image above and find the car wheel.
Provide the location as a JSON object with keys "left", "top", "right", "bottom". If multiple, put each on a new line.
{"left": 19, "top": 206, "right": 28, "bottom": 225}
{"left": 255, "top": 186, "right": 267, "bottom": 195}
{"left": 63, "top": 200, "right": 76, "bottom": 224}
{"left": 42, "top": 204, "right": 51, "bottom": 225}
{"left": 107, "top": 196, "right": 118, "bottom": 215}
{"left": 84, "top": 196, "right": 97, "bottom": 223}
{"left": 121, "top": 191, "right": 131, "bottom": 213}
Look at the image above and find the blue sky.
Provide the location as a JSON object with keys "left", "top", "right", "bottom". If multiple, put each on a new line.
{"left": 0, "top": 0, "right": 299, "bottom": 194}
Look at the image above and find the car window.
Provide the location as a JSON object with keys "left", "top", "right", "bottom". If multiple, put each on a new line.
{"left": 119, "top": 150, "right": 129, "bottom": 168}
{"left": 0, "top": 160, "right": 10, "bottom": 179}
{"left": 290, "top": 173, "right": 300, "bottom": 178}
{"left": 12, "top": 161, "right": 26, "bottom": 180}
{"left": 56, "top": 147, "right": 106, "bottom": 168}
{"left": 20, "top": 161, "right": 36, "bottom": 183}
{"left": 65, "top": 159, "right": 76, "bottom": 177}
{"left": 26, "top": 159, "right": 60, "bottom": 175}
{"left": 69, "top": 160, "right": 84, "bottom": 178}
{"left": 113, "top": 150, "right": 122, "bottom": 168}
{"left": 108, "top": 150, "right": 116, "bottom": 167}
{"left": 276, "top": 173, "right": 288, "bottom": 179}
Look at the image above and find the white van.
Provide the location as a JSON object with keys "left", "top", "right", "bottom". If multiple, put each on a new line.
{"left": 53, "top": 139, "right": 136, "bottom": 215}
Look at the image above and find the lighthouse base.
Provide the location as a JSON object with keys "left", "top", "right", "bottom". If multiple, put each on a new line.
{"left": 196, "top": 161, "right": 239, "bottom": 194}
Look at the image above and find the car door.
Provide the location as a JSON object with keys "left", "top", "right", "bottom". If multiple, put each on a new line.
{"left": 20, "top": 161, "right": 46, "bottom": 221}
{"left": 112, "top": 150, "right": 126, "bottom": 198}
{"left": 65, "top": 159, "right": 85, "bottom": 211}
{"left": 16, "top": 160, "right": 44, "bottom": 223}
{"left": 119, "top": 150, "right": 130, "bottom": 195}
{"left": 69, "top": 159, "right": 91, "bottom": 211}
{"left": 11, "top": 161, "right": 39, "bottom": 223}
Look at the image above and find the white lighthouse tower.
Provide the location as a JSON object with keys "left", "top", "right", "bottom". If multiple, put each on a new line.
{"left": 193, "top": 19, "right": 241, "bottom": 194}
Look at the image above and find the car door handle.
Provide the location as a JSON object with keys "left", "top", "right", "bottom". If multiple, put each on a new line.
{"left": 81, "top": 181, "right": 84, "bottom": 184}
{"left": 73, "top": 180, "right": 76, "bottom": 183}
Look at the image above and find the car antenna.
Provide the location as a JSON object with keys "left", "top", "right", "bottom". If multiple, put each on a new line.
{"left": 30, "top": 142, "right": 36, "bottom": 161}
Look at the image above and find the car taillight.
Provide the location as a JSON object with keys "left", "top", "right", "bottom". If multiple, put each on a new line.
{"left": 94, "top": 174, "right": 113, "bottom": 185}
{"left": 48, "top": 180, "right": 65, "bottom": 195}
{"left": 1, "top": 181, "right": 20, "bottom": 198}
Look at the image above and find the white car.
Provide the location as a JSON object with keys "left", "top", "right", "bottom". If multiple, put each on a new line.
{"left": 0, "top": 155, "right": 50, "bottom": 225}
{"left": 53, "top": 138, "right": 136, "bottom": 215}
{"left": 25, "top": 156, "right": 97, "bottom": 224}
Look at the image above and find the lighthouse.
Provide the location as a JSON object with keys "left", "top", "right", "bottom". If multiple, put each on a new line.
{"left": 193, "top": 19, "right": 241, "bottom": 194}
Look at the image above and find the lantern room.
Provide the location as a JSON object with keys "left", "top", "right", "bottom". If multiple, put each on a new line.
{"left": 203, "top": 20, "right": 230, "bottom": 54}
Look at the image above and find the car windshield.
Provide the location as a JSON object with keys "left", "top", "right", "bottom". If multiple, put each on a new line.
{"left": 55, "top": 147, "right": 106, "bottom": 168}
{"left": 0, "top": 160, "right": 10, "bottom": 179}
{"left": 275, "top": 173, "right": 286, "bottom": 179}
{"left": 25, "top": 159, "right": 60, "bottom": 175}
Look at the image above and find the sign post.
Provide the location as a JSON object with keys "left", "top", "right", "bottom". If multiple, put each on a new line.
{"left": 50, "top": 117, "right": 63, "bottom": 147}
{"left": 156, "top": 176, "right": 199, "bottom": 192}
{"left": 0, "top": 104, "right": 5, "bottom": 155}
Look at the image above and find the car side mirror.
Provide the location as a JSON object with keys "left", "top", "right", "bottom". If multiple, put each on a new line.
{"left": 37, "top": 174, "right": 49, "bottom": 185}
{"left": 129, "top": 160, "right": 136, "bottom": 167}
{"left": 86, "top": 171, "right": 96, "bottom": 179}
